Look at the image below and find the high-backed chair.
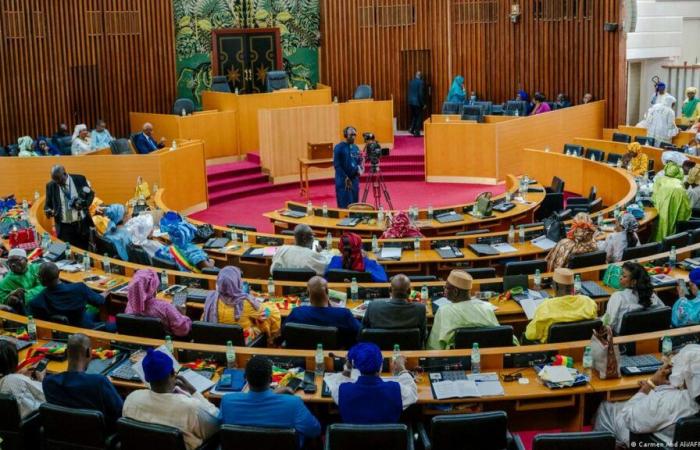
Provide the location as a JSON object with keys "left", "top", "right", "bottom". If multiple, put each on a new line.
{"left": 116, "top": 313, "right": 166, "bottom": 339}
{"left": 126, "top": 244, "right": 152, "bottom": 265}
{"left": 0, "top": 393, "right": 41, "bottom": 450}
{"left": 454, "top": 326, "right": 515, "bottom": 349}
{"left": 606, "top": 152, "right": 623, "bottom": 165}
{"left": 546, "top": 176, "right": 565, "bottom": 194}
{"left": 211, "top": 75, "right": 232, "bottom": 93}
{"left": 416, "top": 412, "right": 525, "bottom": 450}
{"left": 152, "top": 254, "right": 178, "bottom": 270}
{"left": 619, "top": 307, "right": 672, "bottom": 336}
{"left": 189, "top": 321, "right": 264, "bottom": 346}
{"left": 630, "top": 414, "right": 700, "bottom": 449}
{"left": 326, "top": 269, "right": 372, "bottom": 283}
{"left": 663, "top": 232, "right": 690, "bottom": 251}
{"left": 116, "top": 417, "right": 217, "bottom": 450}
{"left": 585, "top": 148, "right": 605, "bottom": 162}
{"left": 635, "top": 136, "right": 654, "bottom": 146}
{"left": 532, "top": 431, "right": 616, "bottom": 450}
{"left": 441, "top": 102, "right": 461, "bottom": 114}
{"left": 547, "top": 319, "right": 602, "bottom": 343}
{"left": 266, "top": 71, "right": 289, "bottom": 92}
{"left": 568, "top": 250, "right": 606, "bottom": 269}
{"left": 353, "top": 84, "right": 373, "bottom": 99}
{"left": 463, "top": 268, "right": 496, "bottom": 279}
{"left": 272, "top": 268, "right": 317, "bottom": 282}
{"left": 325, "top": 423, "right": 412, "bottom": 450}
{"left": 612, "top": 132, "right": 632, "bottom": 143}
{"left": 220, "top": 425, "right": 296, "bottom": 450}
{"left": 283, "top": 323, "right": 339, "bottom": 349}
{"left": 110, "top": 138, "right": 132, "bottom": 154}
{"left": 172, "top": 98, "right": 195, "bottom": 116}
{"left": 56, "top": 136, "right": 73, "bottom": 155}
{"left": 359, "top": 328, "right": 422, "bottom": 350}
{"left": 621, "top": 242, "right": 662, "bottom": 261}
{"left": 504, "top": 259, "right": 547, "bottom": 276}
{"left": 504, "top": 100, "right": 527, "bottom": 117}
{"left": 566, "top": 185, "right": 599, "bottom": 214}
{"left": 535, "top": 193, "right": 565, "bottom": 221}
{"left": 461, "top": 105, "right": 483, "bottom": 123}
{"left": 563, "top": 143, "right": 584, "bottom": 156}
{"left": 677, "top": 220, "right": 700, "bottom": 233}
{"left": 40, "top": 403, "right": 115, "bottom": 450}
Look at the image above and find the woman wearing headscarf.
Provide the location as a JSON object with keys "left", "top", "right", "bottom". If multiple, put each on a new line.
{"left": 654, "top": 150, "right": 688, "bottom": 181}
{"left": 0, "top": 340, "right": 45, "bottom": 418}
{"left": 445, "top": 75, "right": 466, "bottom": 103}
{"left": 594, "top": 344, "right": 700, "bottom": 447}
{"left": 515, "top": 90, "right": 533, "bottom": 115}
{"left": 100, "top": 204, "right": 132, "bottom": 261}
{"left": 682, "top": 87, "right": 700, "bottom": 125}
{"left": 596, "top": 212, "right": 640, "bottom": 263}
{"left": 17, "top": 136, "right": 36, "bottom": 157}
{"left": 124, "top": 213, "right": 165, "bottom": 258}
{"left": 156, "top": 213, "right": 214, "bottom": 272}
{"left": 686, "top": 166, "right": 700, "bottom": 209}
{"left": 125, "top": 269, "right": 191, "bottom": 337}
{"left": 545, "top": 212, "right": 599, "bottom": 271}
{"left": 652, "top": 162, "right": 691, "bottom": 241}
{"left": 34, "top": 137, "right": 59, "bottom": 156}
{"left": 602, "top": 261, "right": 663, "bottom": 334}
{"left": 325, "top": 232, "right": 387, "bottom": 282}
{"left": 70, "top": 124, "right": 91, "bottom": 155}
{"left": 380, "top": 211, "right": 423, "bottom": 239}
{"left": 621, "top": 142, "right": 649, "bottom": 177}
{"left": 201, "top": 266, "right": 280, "bottom": 345}
{"left": 530, "top": 92, "right": 551, "bottom": 115}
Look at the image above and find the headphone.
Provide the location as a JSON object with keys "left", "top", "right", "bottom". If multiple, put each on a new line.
{"left": 343, "top": 126, "right": 357, "bottom": 138}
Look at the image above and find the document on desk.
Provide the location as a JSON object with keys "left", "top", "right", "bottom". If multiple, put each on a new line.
{"left": 379, "top": 247, "right": 402, "bottom": 260}
{"left": 179, "top": 368, "right": 215, "bottom": 394}
{"left": 492, "top": 243, "right": 518, "bottom": 254}
{"left": 263, "top": 246, "right": 278, "bottom": 257}
{"left": 531, "top": 235, "right": 557, "bottom": 251}
{"left": 518, "top": 292, "right": 547, "bottom": 320}
{"left": 432, "top": 380, "right": 480, "bottom": 400}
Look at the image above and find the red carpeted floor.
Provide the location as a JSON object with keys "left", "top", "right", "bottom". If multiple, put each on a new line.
{"left": 191, "top": 135, "right": 505, "bottom": 233}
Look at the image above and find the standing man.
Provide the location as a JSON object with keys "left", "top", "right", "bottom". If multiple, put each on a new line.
{"left": 44, "top": 165, "right": 94, "bottom": 249}
{"left": 333, "top": 126, "right": 363, "bottom": 208}
{"left": 407, "top": 71, "right": 425, "bottom": 137}
{"left": 650, "top": 81, "right": 676, "bottom": 108}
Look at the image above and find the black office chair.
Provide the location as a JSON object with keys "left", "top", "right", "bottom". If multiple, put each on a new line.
{"left": 201, "top": 267, "right": 220, "bottom": 276}
{"left": 677, "top": 220, "right": 700, "bottom": 233}
{"left": 532, "top": 431, "right": 616, "bottom": 450}
{"left": 126, "top": 244, "right": 152, "bottom": 265}
{"left": 325, "top": 423, "right": 412, "bottom": 450}
{"left": 220, "top": 425, "right": 296, "bottom": 450}
{"left": 266, "top": 71, "right": 289, "bottom": 92}
{"left": 630, "top": 414, "right": 700, "bottom": 449}
{"left": 441, "top": 102, "right": 462, "bottom": 114}
{"left": 606, "top": 152, "right": 623, "bottom": 165}
{"left": 635, "top": 135, "right": 654, "bottom": 146}
{"left": 326, "top": 269, "right": 372, "bottom": 283}
{"left": 621, "top": 242, "right": 662, "bottom": 261}
{"left": 491, "top": 104, "right": 504, "bottom": 115}
{"left": 463, "top": 268, "right": 496, "bottom": 279}
{"left": 96, "top": 234, "right": 120, "bottom": 259}
{"left": 585, "top": 148, "right": 605, "bottom": 162}
{"left": 504, "top": 259, "right": 547, "bottom": 276}
{"left": 454, "top": 326, "right": 515, "bottom": 349}
{"left": 40, "top": 403, "right": 116, "bottom": 450}
{"left": 110, "top": 138, "right": 132, "bottom": 154}
{"left": 568, "top": 250, "right": 607, "bottom": 269}
{"left": 416, "top": 412, "right": 525, "bottom": 450}
{"left": 546, "top": 176, "right": 565, "bottom": 194}
{"left": 612, "top": 132, "right": 632, "bottom": 144}
{"left": 563, "top": 143, "right": 584, "bottom": 156}
{"left": 116, "top": 313, "right": 166, "bottom": 339}
{"left": 190, "top": 321, "right": 258, "bottom": 346}
{"left": 566, "top": 186, "right": 599, "bottom": 214}
{"left": 461, "top": 105, "right": 483, "bottom": 123}
{"left": 57, "top": 136, "right": 73, "bottom": 155}
{"left": 353, "top": 84, "right": 373, "bottom": 100}
{"left": 0, "top": 145, "right": 7, "bottom": 157}
{"left": 619, "top": 307, "right": 672, "bottom": 336}
{"left": 504, "top": 100, "right": 527, "bottom": 117}
{"left": 211, "top": 75, "right": 232, "bottom": 93}
{"left": 473, "top": 101, "right": 493, "bottom": 115}
{"left": 152, "top": 254, "right": 178, "bottom": 270}
{"left": 408, "top": 275, "right": 437, "bottom": 282}
{"left": 360, "top": 328, "right": 422, "bottom": 350}
{"left": 0, "top": 394, "right": 41, "bottom": 450}
{"left": 503, "top": 274, "right": 529, "bottom": 292}
{"left": 663, "top": 232, "right": 689, "bottom": 251}
{"left": 172, "top": 98, "right": 195, "bottom": 116}
{"left": 547, "top": 319, "right": 602, "bottom": 343}
{"left": 6, "top": 143, "right": 19, "bottom": 156}
{"left": 116, "top": 417, "right": 217, "bottom": 450}
{"left": 283, "top": 323, "right": 339, "bottom": 349}
{"left": 272, "top": 268, "right": 317, "bottom": 282}
{"left": 535, "top": 193, "right": 564, "bottom": 221}
{"left": 690, "top": 228, "right": 700, "bottom": 244}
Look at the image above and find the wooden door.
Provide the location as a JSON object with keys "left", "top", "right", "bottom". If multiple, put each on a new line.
{"left": 399, "top": 50, "right": 432, "bottom": 131}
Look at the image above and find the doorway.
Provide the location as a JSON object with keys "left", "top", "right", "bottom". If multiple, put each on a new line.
{"left": 399, "top": 49, "right": 432, "bottom": 131}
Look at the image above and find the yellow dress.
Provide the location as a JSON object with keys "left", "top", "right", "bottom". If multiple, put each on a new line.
{"left": 524, "top": 294, "right": 598, "bottom": 343}
{"left": 216, "top": 299, "right": 281, "bottom": 344}
{"left": 628, "top": 153, "right": 649, "bottom": 178}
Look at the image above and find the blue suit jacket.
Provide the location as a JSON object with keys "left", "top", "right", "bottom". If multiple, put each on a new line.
{"left": 407, "top": 78, "right": 425, "bottom": 107}
{"left": 133, "top": 133, "right": 163, "bottom": 154}
{"left": 339, "top": 376, "right": 403, "bottom": 424}
{"left": 333, "top": 142, "right": 361, "bottom": 186}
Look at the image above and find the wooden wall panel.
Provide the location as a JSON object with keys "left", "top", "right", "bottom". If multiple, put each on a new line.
{"left": 0, "top": 0, "right": 176, "bottom": 145}
{"left": 320, "top": 0, "right": 625, "bottom": 127}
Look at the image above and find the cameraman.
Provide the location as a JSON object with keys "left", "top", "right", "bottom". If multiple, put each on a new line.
{"left": 334, "top": 126, "right": 364, "bottom": 208}
{"left": 44, "top": 165, "right": 95, "bottom": 249}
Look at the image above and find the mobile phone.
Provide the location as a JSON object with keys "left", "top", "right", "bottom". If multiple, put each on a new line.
{"left": 173, "top": 291, "right": 187, "bottom": 308}
{"left": 219, "top": 374, "right": 232, "bottom": 386}
{"left": 34, "top": 359, "right": 49, "bottom": 372}
{"left": 303, "top": 383, "right": 317, "bottom": 394}
{"left": 83, "top": 275, "right": 100, "bottom": 282}
{"left": 286, "top": 377, "right": 303, "bottom": 392}
{"left": 679, "top": 279, "right": 690, "bottom": 297}
{"left": 303, "top": 371, "right": 315, "bottom": 385}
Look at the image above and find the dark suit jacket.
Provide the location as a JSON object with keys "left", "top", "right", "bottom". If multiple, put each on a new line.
{"left": 44, "top": 174, "right": 94, "bottom": 233}
{"left": 407, "top": 78, "right": 425, "bottom": 107}
{"left": 132, "top": 132, "right": 164, "bottom": 154}
{"left": 362, "top": 298, "right": 427, "bottom": 342}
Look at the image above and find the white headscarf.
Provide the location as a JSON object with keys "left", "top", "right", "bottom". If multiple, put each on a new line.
{"left": 72, "top": 124, "right": 88, "bottom": 142}
{"left": 661, "top": 150, "right": 688, "bottom": 166}
{"left": 125, "top": 214, "right": 154, "bottom": 246}
{"left": 670, "top": 344, "right": 700, "bottom": 399}
{"left": 662, "top": 94, "right": 677, "bottom": 108}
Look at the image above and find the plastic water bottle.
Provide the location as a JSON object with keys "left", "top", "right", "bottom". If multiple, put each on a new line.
{"left": 230, "top": 230, "right": 238, "bottom": 246}
{"left": 421, "top": 284, "right": 429, "bottom": 302}
{"left": 590, "top": 153, "right": 596, "bottom": 161}
{"left": 662, "top": 336, "right": 673, "bottom": 357}
{"left": 392, "top": 344, "right": 402, "bottom": 374}
{"left": 160, "top": 270, "right": 168, "bottom": 290}
{"left": 27, "top": 315, "right": 37, "bottom": 342}
{"left": 351, "top": 277, "right": 359, "bottom": 301}
{"left": 226, "top": 340, "right": 236, "bottom": 369}
{"left": 534, "top": 269, "right": 542, "bottom": 290}
{"left": 165, "top": 336, "right": 174, "bottom": 354}
{"left": 315, "top": 344, "right": 325, "bottom": 376}
{"left": 241, "top": 230, "right": 249, "bottom": 245}
{"left": 181, "top": 108, "right": 187, "bottom": 117}
{"left": 505, "top": 191, "right": 512, "bottom": 203}
{"left": 41, "top": 232, "right": 50, "bottom": 250}
{"left": 597, "top": 214, "right": 604, "bottom": 227}
{"left": 378, "top": 206, "right": 385, "bottom": 224}
{"left": 102, "top": 254, "right": 111, "bottom": 275}
{"left": 371, "top": 235, "right": 379, "bottom": 253}
{"left": 267, "top": 277, "right": 275, "bottom": 297}
{"left": 616, "top": 158, "right": 622, "bottom": 168}
{"left": 518, "top": 225, "right": 525, "bottom": 243}
{"left": 507, "top": 225, "right": 515, "bottom": 244}
{"left": 613, "top": 206, "right": 620, "bottom": 219}
{"left": 514, "top": 108, "right": 519, "bottom": 117}
{"left": 306, "top": 201, "right": 313, "bottom": 216}
{"left": 171, "top": 140, "right": 177, "bottom": 151}
{"left": 65, "top": 243, "right": 72, "bottom": 261}
{"left": 414, "top": 237, "right": 420, "bottom": 253}
{"left": 574, "top": 274, "right": 582, "bottom": 294}
{"left": 582, "top": 346, "right": 593, "bottom": 377}
{"left": 669, "top": 246, "right": 677, "bottom": 268}
{"left": 22, "top": 199, "right": 28, "bottom": 212}
{"left": 34, "top": 191, "right": 40, "bottom": 202}
{"left": 82, "top": 252, "right": 90, "bottom": 272}
{"left": 566, "top": 150, "right": 571, "bottom": 156}
{"left": 471, "top": 343, "right": 481, "bottom": 374}
{"left": 322, "top": 203, "right": 328, "bottom": 217}
{"left": 427, "top": 205, "right": 434, "bottom": 220}
{"left": 326, "top": 232, "right": 333, "bottom": 250}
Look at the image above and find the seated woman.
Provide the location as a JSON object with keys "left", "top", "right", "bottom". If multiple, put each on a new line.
{"left": 100, "top": 204, "right": 132, "bottom": 261}
{"left": 0, "top": 340, "right": 45, "bottom": 418}
{"left": 686, "top": 166, "right": 700, "bottom": 209}
{"left": 621, "top": 142, "right": 649, "bottom": 177}
{"left": 546, "top": 212, "right": 599, "bottom": 271}
{"left": 125, "top": 269, "right": 192, "bottom": 338}
{"left": 381, "top": 211, "right": 423, "bottom": 239}
{"left": 515, "top": 90, "right": 533, "bottom": 115}
{"left": 673, "top": 268, "right": 700, "bottom": 327}
{"left": 530, "top": 92, "right": 551, "bottom": 115}
{"left": 34, "top": 137, "right": 59, "bottom": 156}
{"left": 70, "top": 124, "right": 91, "bottom": 155}
{"left": 326, "top": 232, "right": 388, "bottom": 282}
{"left": 201, "top": 266, "right": 281, "bottom": 345}
{"left": 652, "top": 162, "right": 691, "bottom": 241}
{"left": 445, "top": 75, "right": 466, "bottom": 103}
{"left": 596, "top": 212, "right": 640, "bottom": 263}
{"left": 124, "top": 213, "right": 165, "bottom": 258}
{"left": 603, "top": 261, "right": 663, "bottom": 334}
{"left": 157, "top": 213, "right": 214, "bottom": 272}
{"left": 17, "top": 136, "right": 36, "bottom": 157}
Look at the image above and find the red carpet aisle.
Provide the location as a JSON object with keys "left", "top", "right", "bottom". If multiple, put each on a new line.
{"left": 191, "top": 136, "right": 505, "bottom": 233}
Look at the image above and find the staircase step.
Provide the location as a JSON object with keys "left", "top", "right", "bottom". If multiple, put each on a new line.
{"left": 207, "top": 161, "right": 262, "bottom": 181}
{"left": 208, "top": 172, "right": 269, "bottom": 188}
{"left": 209, "top": 184, "right": 278, "bottom": 205}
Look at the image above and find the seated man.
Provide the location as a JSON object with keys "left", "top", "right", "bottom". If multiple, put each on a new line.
{"left": 362, "top": 274, "right": 426, "bottom": 343}
{"left": 123, "top": 350, "right": 220, "bottom": 450}
{"left": 428, "top": 270, "right": 509, "bottom": 350}
{"left": 132, "top": 122, "right": 165, "bottom": 154}
{"left": 324, "top": 342, "right": 418, "bottom": 424}
{"left": 43, "top": 333, "right": 123, "bottom": 429}
{"left": 672, "top": 268, "right": 700, "bottom": 327}
{"left": 594, "top": 344, "right": 700, "bottom": 447}
{"left": 219, "top": 356, "right": 320, "bottom": 446}
{"left": 270, "top": 224, "right": 331, "bottom": 276}
{"left": 100, "top": 204, "right": 132, "bottom": 261}
{"left": 285, "top": 276, "right": 360, "bottom": 348}
{"left": 0, "top": 248, "right": 43, "bottom": 309}
{"left": 90, "top": 120, "right": 114, "bottom": 150}
{"left": 29, "top": 262, "right": 107, "bottom": 329}
{"left": 524, "top": 268, "right": 597, "bottom": 343}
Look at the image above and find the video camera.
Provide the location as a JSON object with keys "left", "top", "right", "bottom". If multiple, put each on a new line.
{"left": 363, "top": 132, "right": 390, "bottom": 167}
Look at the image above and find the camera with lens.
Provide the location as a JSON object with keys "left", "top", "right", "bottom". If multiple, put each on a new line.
{"left": 363, "top": 132, "right": 390, "bottom": 168}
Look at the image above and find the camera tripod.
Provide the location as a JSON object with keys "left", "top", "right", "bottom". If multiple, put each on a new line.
{"left": 361, "top": 163, "right": 394, "bottom": 210}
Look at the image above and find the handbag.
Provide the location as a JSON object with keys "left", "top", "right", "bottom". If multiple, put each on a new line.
{"left": 193, "top": 224, "right": 215, "bottom": 244}
{"left": 602, "top": 264, "right": 623, "bottom": 289}
{"left": 474, "top": 192, "right": 493, "bottom": 217}
{"left": 590, "top": 325, "right": 620, "bottom": 379}
{"left": 543, "top": 213, "right": 565, "bottom": 242}
{"left": 8, "top": 228, "right": 38, "bottom": 250}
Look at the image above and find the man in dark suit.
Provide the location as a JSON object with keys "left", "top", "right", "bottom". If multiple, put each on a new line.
{"left": 407, "top": 71, "right": 425, "bottom": 137}
{"left": 132, "top": 122, "right": 166, "bottom": 154}
{"left": 361, "top": 274, "right": 426, "bottom": 343}
{"left": 333, "top": 126, "right": 363, "bottom": 208}
{"left": 44, "top": 165, "right": 94, "bottom": 249}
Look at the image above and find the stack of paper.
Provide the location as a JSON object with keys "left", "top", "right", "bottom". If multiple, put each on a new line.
{"left": 492, "top": 243, "right": 518, "bottom": 254}
{"left": 531, "top": 235, "right": 557, "bottom": 250}
{"left": 431, "top": 372, "right": 505, "bottom": 400}
{"left": 379, "top": 247, "right": 402, "bottom": 259}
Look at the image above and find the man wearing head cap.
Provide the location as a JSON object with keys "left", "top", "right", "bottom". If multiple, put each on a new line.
{"left": 645, "top": 94, "right": 679, "bottom": 146}
{"left": 685, "top": 165, "right": 700, "bottom": 209}
{"left": 123, "top": 349, "right": 220, "bottom": 450}
{"left": 324, "top": 342, "right": 418, "bottom": 424}
{"left": 681, "top": 87, "right": 700, "bottom": 125}
{"left": 650, "top": 81, "right": 676, "bottom": 108}
{"left": 0, "top": 248, "right": 43, "bottom": 309}
{"left": 672, "top": 268, "right": 700, "bottom": 327}
{"left": 594, "top": 344, "right": 700, "bottom": 446}
{"left": 427, "top": 270, "right": 508, "bottom": 350}
{"left": 524, "top": 268, "right": 597, "bottom": 343}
